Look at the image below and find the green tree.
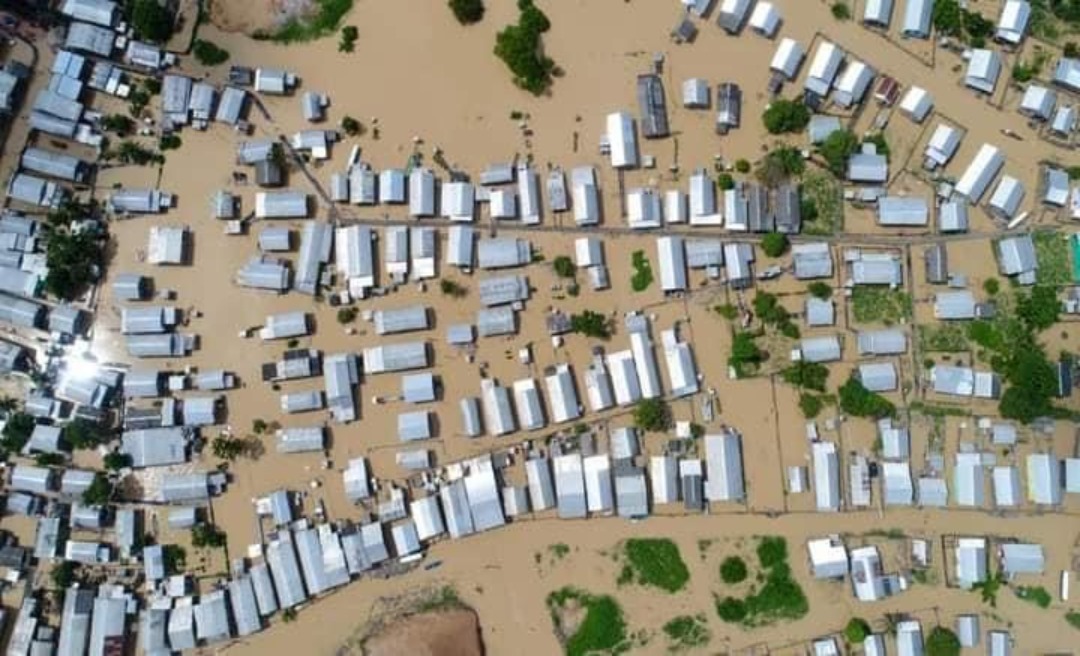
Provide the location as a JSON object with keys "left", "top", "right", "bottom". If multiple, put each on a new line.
{"left": 720, "top": 556, "right": 748, "bottom": 584}
{"left": 162, "top": 544, "right": 186, "bottom": 574}
{"left": 494, "top": 0, "right": 555, "bottom": 95}
{"left": 449, "top": 0, "right": 485, "bottom": 24}
{"left": 570, "top": 311, "right": 612, "bottom": 339}
{"left": 762, "top": 99, "right": 810, "bottom": 134}
{"left": 159, "top": 134, "right": 182, "bottom": 151}
{"left": 212, "top": 435, "right": 246, "bottom": 461}
{"left": 782, "top": 361, "right": 829, "bottom": 392}
{"left": 999, "top": 349, "right": 1057, "bottom": 423}
{"left": 81, "top": 473, "right": 113, "bottom": 505}
{"left": 844, "top": 618, "right": 871, "bottom": 643}
{"left": 715, "top": 597, "right": 747, "bottom": 622}
{"left": 341, "top": 115, "right": 362, "bottom": 136}
{"left": 50, "top": 561, "right": 79, "bottom": 589}
{"left": 633, "top": 398, "right": 672, "bottom": 432}
{"left": 752, "top": 292, "right": 790, "bottom": 326}
{"left": 925, "top": 626, "right": 961, "bottom": 656}
{"left": 798, "top": 393, "right": 824, "bottom": 418}
{"left": 1017, "top": 286, "right": 1059, "bottom": 331}
{"left": 1, "top": 412, "right": 35, "bottom": 453}
{"left": 128, "top": 88, "right": 151, "bottom": 116}
{"left": 45, "top": 232, "right": 103, "bottom": 301}
{"left": 192, "top": 523, "right": 227, "bottom": 548}
{"left": 100, "top": 114, "right": 134, "bottom": 135}
{"left": 761, "top": 232, "right": 789, "bottom": 258}
{"left": 440, "top": 279, "right": 468, "bottom": 298}
{"left": 932, "top": 0, "right": 963, "bottom": 37}
{"left": 982, "top": 277, "right": 1000, "bottom": 296}
{"left": 831, "top": 2, "right": 852, "bottom": 20}
{"left": 336, "top": 307, "right": 358, "bottom": 324}
{"left": 103, "top": 452, "right": 131, "bottom": 471}
{"left": 818, "top": 129, "right": 859, "bottom": 177}
{"left": 717, "top": 173, "right": 736, "bottom": 190}
{"left": 552, "top": 255, "right": 576, "bottom": 278}
{"left": 192, "top": 39, "right": 230, "bottom": 66}
{"left": 63, "top": 419, "right": 110, "bottom": 450}
{"left": 808, "top": 281, "right": 832, "bottom": 299}
{"left": 729, "top": 332, "right": 764, "bottom": 376}
{"left": 338, "top": 25, "right": 359, "bottom": 52}
{"left": 35, "top": 453, "right": 64, "bottom": 467}
{"left": 734, "top": 158, "right": 751, "bottom": 174}
{"left": 839, "top": 377, "right": 896, "bottom": 418}
{"left": 130, "top": 0, "right": 175, "bottom": 43}
{"left": 756, "top": 147, "right": 805, "bottom": 186}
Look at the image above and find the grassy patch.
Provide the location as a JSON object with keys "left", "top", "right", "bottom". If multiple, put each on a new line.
{"left": 801, "top": 171, "right": 843, "bottom": 235}
{"left": 1015, "top": 585, "right": 1053, "bottom": 609}
{"left": 631, "top": 250, "right": 654, "bottom": 292}
{"left": 851, "top": 287, "right": 912, "bottom": 325}
{"left": 621, "top": 538, "right": 690, "bottom": 593}
{"left": 268, "top": 0, "right": 354, "bottom": 43}
{"left": 415, "top": 586, "right": 465, "bottom": 613}
{"left": 663, "top": 614, "right": 710, "bottom": 651}
{"left": 547, "top": 587, "right": 629, "bottom": 656}
{"left": 1033, "top": 231, "right": 1072, "bottom": 286}
{"left": 716, "top": 536, "right": 808, "bottom": 627}
{"left": 549, "top": 543, "right": 571, "bottom": 559}
{"left": 1067, "top": 610, "right": 1080, "bottom": 630}
{"left": 918, "top": 323, "right": 968, "bottom": 352}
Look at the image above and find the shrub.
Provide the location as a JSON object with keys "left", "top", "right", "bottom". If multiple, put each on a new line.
{"left": 192, "top": 39, "right": 230, "bottom": 66}
{"left": 130, "top": 0, "right": 174, "bottom": 43}
{"left": 631, "top": 250, "right": 654, "bottom": 292}
{"left": 440, "top": 279, "right": 467, "bottom": 298}
{"left": 494, "top": 0, "right": 555, "bottom": 95}
{"left": 844, "top": 618, "right": 871, "bottom": 643}
{"left": 35, "top": 453, "right": 64, "bottom": 466}
{"left": 622, "top": 538, "right": 690, "bottom": 592}
{"left": 1065, "top": 42, "right": 1080, "bottom": 59}
{"left": 101, "top": 114, "right": 134, "bottom": 135}
{"left": 983, "top": 277, "right": 1000, "bottom": 296}
{"left": 1, "top": 412, "right": 35, "bottom": 453}
{"left": 211, "top": 435, "right": 246, "bottom": 461}
{"left": 570, "top": 311, "right": 611, "bottom": 339}
{"left": 717, "top": 173, "right": 736, "bottom": 190}
{"left": 552, "top": 255, "right": 575, "bottom": 278}
{"left": 782, "top": 361, "right": 829, "bottom": 392}
{"left": 761, "top": 232, "right": 789, "bottom": 258}
{"left": 1017, "top": 285, "right": 1059, "bottom": 331}
{"left": 925, "top": 626, "right": 961, "bottom": 656}
{"left": 818, "top": 129, "right": 859, "bottom": 177}
{"left": 82, "top": 473, "right": 112, "bottom": 505}
{"left": 831, "top": 2, "right": 851, "bottom": 20}
{"left": 51, "top": 561, "right": 79, "bottom": 588}
{"left": 715, "top": 303, "right": 738, "bottom": 320}
{"left": 734, "top": 158, "right": 751, "bottom": 174}
{"left": 341, "top": 115, "right": 362, "bottom": 136}
{"left": 808, "top": 281, "right": 832, "bottom": 299}
{"left": 729, "top": 332, "right": 764, "bottom": 377}
{"left": 449, "top": 0, "right": 485, "bottom": 24}
{"left": 756, "top": 536, "right": 788, "bottom": 568}
{"left": 633, "top": 399, "right": 672, "bottom": 432}
{"left": 338, "top": 25, "right": 359, "bottom": 52}
{"left": 763, "top": 99, "right": 810, "bottom": 134}
{"left": 158, "top": 134, "right": 182, "bottom": 151}
{"left": 720, "top": 556, "right": 748, "bottom": 584}
{"left": 839, "top": 377, "right": 896, "bottom": 418}
{"left": 715, "top": 596, "right": 748, "bottom": 622}
{"left": 103, "top": 452, "right": 131, "bottom": 471}
{"left": 799, "top": 393, "right": 824, "bottom": 418}
{"left": 547, "top": 588, "right": 627, "bottom": 656}
{"left": 336, "top": 307, "right": 358, "bottom": 324}
{"left": 162, "top": 544, "right": 186, "bottom": 574}
{"left": 663, "top": 614, "right": 710, "bottom": 650}
{"left": 192, "top": 523, "right": 227, "bottom": 548}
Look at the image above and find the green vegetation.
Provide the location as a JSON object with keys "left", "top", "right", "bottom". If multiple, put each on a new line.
{"left": 932, "top": 0, "right": 997, "bottom": 46}
{"left": 415, "top": 586, "right": 465, "bottom": 613}
{"left": 631, "top": 250, "right": 654, "bottom": 292}
{"left": 1016, "top": 585, "right": 1054, "bottom": 609}
{"left": 338, "top": 25, "right": 359, "bottom": 52}
{"left": 800, "top": 172, "right": 843, "bottom": 235}
{"left": 782, "top": 361, "right": 829, "bottom": 392}
{"left": 192, "top": 523, "right": 227, "bottom": 549}
{"left": 831, "top": 2, "right": 852, "bottom": 20}
{"left": 621, "top": 538, "right": 690, "bottom": 592}
{"left": 756, "top": 146, "right": 805, "bottom": 186}
{"left": 1017, "top": 285, "right": 1060, "bottom": 331}
{"left": 714, "top": 303, "right": 738, "bottom": 320}
{"left": 35, "top": 453, "right": 64, "bottom": 467}
{"left": 552, "top": 255, "right": 576, "bottom": 278}
{"left": 282, "top": 608, "right": 298, "bottom": 623}
{"left": 129, "top": 0, "right": 174, "bottom": 43}
{"left": 663, "top": 614, "right": 710, "bottom": 651}
{"left": 753, "top": 291, "right": 799, "bottom": 337}
{"left": 104, "top": 140, "right": 163, "bottom": 166}
{"left": 839, "top": 377, "right": 896, "bottom": 418}
{"left": 549, "top": 543, "right": 570, "bottom": 559}
{"left": 734, "top": 158, "right": 751, "bottom": 174}
{"left": 211, "top": 435, "right": 247, "bottom": 461}
{"left": 269, "top": 0, "right": 354, "bottom": 43}
{"left": 865, "top": 133, "right": 890, "bottom": 161}
{"left": 851, "top": 287, "right": 912, "bottom": 325}
{"left": 729, "top": 332, "right": 765, "bottom": 378}
{"left": 82, "top": 473, "right": 112, "bottom": 505}
{"left": 547, "top": 587, "right": 628, "bottom": 656}
{"left": 818, "top": 129, "right": 859, "bottom": 178}
{"left": 717, "top": 173, "right": 736, "bottom": 190}
{"left": 1, "top": 412, "right": 35, "bottom": 453}
{"left": 633, "top": 399, "right": 672, "bottom": 433}
{"left": 162, "top": 544, "right": 186, "bottom": 574}
{"left": 919, "top": 323, "right": 968, "bottom": 352}
{"left": 1067, "top": 42, "right": 1080, "bottom": 58}
{"left": 799, "top": 392, "right": 825, "bottom": 418}
{"left": 158, "top": 134, "right": 182, "bottom": 151}
{"left": 336, "top": 307, "right": 358, "bottom": 324}
{"left": 192, "top": 39, "right": 230, "bottom": 66}
{"left": 440, "top": 279, "right": 468, "bottom": 298}
{"left": 341, "top": 115, "right": 362, "bottom": 136}
{"left": 762, "top": 99, "right": 810, "bottom": 134}
{"left": 103, "top": 452, "right": 131, "bottom": 471}
{"left": 716, "top": 537, "right": 808, "bottom": 627}
{"left": 45, "top": 231, "right": 103, "bottom": 302}
{"left": 100, "top": 114, "right": 134, "bottom": 135}
{"left": 63, "top": 419, "right": 110, "bottom": 450}
{"left": 983, "top": 277, "right": 1001, "bottom": 296}
{"left": 844, "top": 617, "right": 871, "bottom": 644}
{"left": 808, "top": 281, "right": 832, "bottom": 300}
{"left": 449, "top": 0, "right": 485, "bottom": 24}
{"left": 719, "top": 556, "right": 748, "bottom": 584}
{"left": 925, "top": 626, "right": 961, "bottom": 656}
{"left": 1033, "top": 231, "right": 1072, "bottom": 285}
{"left": 50, "top": 561, "right": 79, "bottom": 589}
{"left": 761, "top": 232, "right": 789, "bottom": 258}
{"left": 1066, "top": 610, "right": 1080, "bottom": 630}
{"left": 570, "top": 311, "right": 612, "bottom": 340}
{"left": 1013, "top": 53, "right": 1049, "bottom": 83}
{"left": 494, "top": 0, "right": 555, "bottom": 95}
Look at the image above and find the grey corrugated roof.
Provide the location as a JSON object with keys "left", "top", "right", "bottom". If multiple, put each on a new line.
{"left": 397, "top": 411, "right": 431, "bottom": 442}
{"left": 250, "top": 563, "right": 278, "bottom": 616}
{"left": 374, "top": 305, "right": 429, "bottom": 335}
{"left": 476, "top": 306, "right": 517, "bottom": 337}
{"left": 800, "top": 335, "right": 842, "bottom": 363}
{"left": 194, "top": 590, "right": 231, "bottom": 644}
{"left": 997, "top": 235, "right": 1037, "bottom": 276}
{"left": 324, "top": 352, "right": 359, "bottom": 423}
{"left": 401, "top": 372, "right": 436, "bottom": 403}
{"left": 704, "top": 431, "right": 745, "bottom": 501}
{"left": 878, "top": 196, "right": 928, "bottom": 226}
{"left": 1001, "top": 543, "right": 1045, "bottom": 574}
{"left": 276, "top": 426, "right": 325, "bottom": 454}
{"left": 57, "top": 587, "right": 94, "bottom": 656}
{"left": 460, "top": 397, "right": 482, "bottom": 436}
{"left": 553, "top": 453, "right": 587, "bottom": 519}
{"left": 477, "top": 238, "right": 531, "bottom": 269}
{"left": 266, "top": 531, "right": 308, "bottom": 608}
{"left": 857, "top": 329, "right": 907, "bottom": 355}
{"left": 478, "top": 275, "right": 530, "bottom": 306}
{"left": 228, "top": 577, "right": 261, "bottom": 637}
{"left": 88, "top": 597, "right": 125, "bottom": 656}
{"left": 806, "top": 297, "right": 835, "bottom": 326}
{"left": 121, "top": 427, "right": 187, "bottom": 468}
{"left": 362, "top": 342, "right": 428, "bottom": 374}
{"left": 439, "top": 481, "right": 476, "bottom": 538}
{"left": 161, "top": 472, "right": 209, "bottom": 503}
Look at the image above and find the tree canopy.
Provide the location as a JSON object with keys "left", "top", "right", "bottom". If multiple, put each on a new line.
{"left": 839, "top": 376, "right": 895, "bottom": 418}
{"left": 1, "top": 412, "right": 35, "bottom": 453}
{"left": 494, "top": 0, "right": 555, "bottom": 95}
{"left": 129, "top": 0, "right": 175, "bottom": 43}
{"left": 45, "top": 231, "right": 103, "bottom": 301}
{"left": 761, "top": 232, "right": 789, "bottom": 258}
{"left": 63, "top": 419, "right": 111, "bottom": 450}
{"left": 570, "top": 310, "right": 612, "bottom": 340}
{"left": 633, "top": 398, "right": 672, "bottom": 432}
{"left": 818, "top": 129, "right": 859, "bottom": 177}
{"left": 762, "top": 99, "right": 810, "bottom": 134}
{"left": 449, "top": 0, "right": 485, "bottom": 24}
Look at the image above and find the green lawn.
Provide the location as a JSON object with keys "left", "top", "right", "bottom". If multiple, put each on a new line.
{"left": 267, "top": 0, "right": 354, "bottom": 42}
{"left": 800, "top": 171, "right": 843, "bottom": 235}
{"left": 851, "top": 287, "right": 912, "bottom": 325}
{"left": 918, "top": 323, "right": 969, "bottom": 352}
{"left": 621, "top": 538, "right": 690, "bottom": 593}
{"left": 547, "top": 588, "right": 628, "bottom": 656}
{"left": 1033, "top": 231, "right": 1072, "bottom": 286}
{"left": 631, "top": 250, "right": 654, "bottom": 292}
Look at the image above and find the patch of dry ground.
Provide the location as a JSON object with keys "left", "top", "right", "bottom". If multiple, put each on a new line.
{"left": 361, "top": 608, "right": 484, "bottom": 656}
{"left": 209, "top": 0, "right": 314, "bottom": 35}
